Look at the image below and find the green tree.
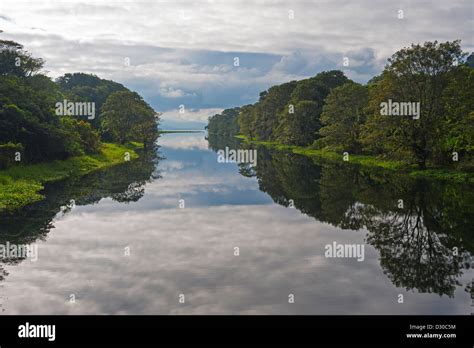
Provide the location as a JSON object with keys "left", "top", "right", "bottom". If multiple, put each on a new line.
{"left": 130, "top": 107, "right": 160, "bottom": 151}
{"left": 361, "top": 40, "right": 467, "bottom": 168}
{"left": 290, "top": 70, "right": 349, "bottom": 102}
{"left": 56, "top": 73, "right": 127, "bottom": 130}
{"left": 100, "top": 91, "right": 159, "bottom": 148}
{"left": 236, "top": 104, "right": 255, "bottom": 138}
{"left": 0, "top": 34, "right": 158, "bottom": 165}
{"left": 316, "top": 82, "right": 368, "bottom": 153}
{"left": 252, "top": 81, "right": 297, "bottom": 140}
{"left": 441, "top": 65, "right": 474, "bottom": 169}
{"left": 207, "top": 107, "right": 240, "bottom": 137}
{"left": 275, "top": 100, "right": 321, "bottom": 146}
{"left": 0, "top": 31, "right": 44, "bottom": 77}
{"left": 273, "top": 71, "right": 350, "bottom": 146}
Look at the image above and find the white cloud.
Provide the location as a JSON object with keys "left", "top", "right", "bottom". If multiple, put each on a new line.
{"left": 158, "top": 86, "right": 192, "bottom": 98}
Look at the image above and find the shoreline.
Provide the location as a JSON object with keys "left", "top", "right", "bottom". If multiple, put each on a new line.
{"left": 235, "top": 135, "right": 474, "bottom": 184}
{"left": 0, "top": 142, "right": 142, "bottom": 211}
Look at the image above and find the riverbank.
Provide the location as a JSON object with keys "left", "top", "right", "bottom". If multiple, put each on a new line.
{"left": 0, "top": 142, "right": 142, "bottom": 210}
{"left": 236, "top": 135, "right": 474, "bottom": 184}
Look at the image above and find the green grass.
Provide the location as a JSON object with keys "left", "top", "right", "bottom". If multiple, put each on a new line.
{"left": 0, "top": 143, "right": 142, "bottom": 210}
{"left": 236, "top": 135, "right": 474, "bottom": 183}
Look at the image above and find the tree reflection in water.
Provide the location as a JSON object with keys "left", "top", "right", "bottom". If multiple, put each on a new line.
{"left": 208, "top": 135, "right": 473, "bottom": 297}
{"left": 0, "top": 150, "right": 161, "bottom": 274}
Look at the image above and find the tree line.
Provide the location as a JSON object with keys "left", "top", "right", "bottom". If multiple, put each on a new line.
{"left": 207, "top": 40, "right": 474, "bottom": 170}
{"left": 0, "top": 32, "right": 159, "bottom": 168}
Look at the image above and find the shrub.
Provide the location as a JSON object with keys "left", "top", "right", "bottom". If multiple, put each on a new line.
{"left": 0, "top": 142, "right": 24, "bottom": 169}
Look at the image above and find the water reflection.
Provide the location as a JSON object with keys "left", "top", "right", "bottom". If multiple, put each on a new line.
{"left": 0, "top": 151, "right": 160, "bottom": 274}
{"left": 0, "top": 133, "right": 471, "bottom": 314}
{"left": 208, "top": 135, "right": 474, "bottom": 298}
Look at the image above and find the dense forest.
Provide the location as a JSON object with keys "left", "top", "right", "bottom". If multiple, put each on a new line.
{"left": 207, "top": 41, "right": 474, "bottom": 170}
{"left": 0, "top": 31, "right": 159, "bottom": 169}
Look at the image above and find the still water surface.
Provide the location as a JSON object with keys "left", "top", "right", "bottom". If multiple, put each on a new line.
{"left": 0, "top": 133, "right": 472, "bottom": 314}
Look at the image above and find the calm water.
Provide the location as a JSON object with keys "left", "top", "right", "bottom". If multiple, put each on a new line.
{"left": 0, "top": 132, "right": 472, "bottom": 314}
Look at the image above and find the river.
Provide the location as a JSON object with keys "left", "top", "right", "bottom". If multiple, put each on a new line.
{"left": 0, "top": 132, "right": 472, "bottom": 314}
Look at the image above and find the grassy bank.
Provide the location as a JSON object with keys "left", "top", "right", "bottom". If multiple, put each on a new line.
{"left": 0, "top": 143, "right": 142, "bottom": 210}
{"left": 235, "top": 135, "right": 474, "bottom": 183}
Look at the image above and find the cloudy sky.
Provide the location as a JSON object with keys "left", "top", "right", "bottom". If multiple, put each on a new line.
{"left": 0, "top": 0, "right": 472, "bottom": 126}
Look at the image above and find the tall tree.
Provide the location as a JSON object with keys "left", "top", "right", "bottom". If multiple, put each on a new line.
{"left": 236, "top": 104, "right": 255, "bottom": 138}
{"left": 252, "top": 81, "right": 297, "bottom": 140}
{"left": 316, "top": 82, "right": 368, "bottom": 153}
{"left": 441, "top": 65, "right": 474, "bottom": 169}
{"left": 100, "top": 91, "right": 159, "bottom": 148}
{"left": 275, "top": 100, "right": 321, "bottom": 146}
{"left": 56, "top": 73, "right": 127, "bottom": 130}
{"left": 0, "top": 31, "right": 44, "bottom": 77}
{"left": 361, "top": 40, "right": 467, "bottom": 168}
{"left": 207, "top": 107, "right": 240, "bottom": 137}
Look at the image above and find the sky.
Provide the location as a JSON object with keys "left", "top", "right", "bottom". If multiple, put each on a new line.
{"left": 0, "top": 0, "right": 472, "bottom": 127}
